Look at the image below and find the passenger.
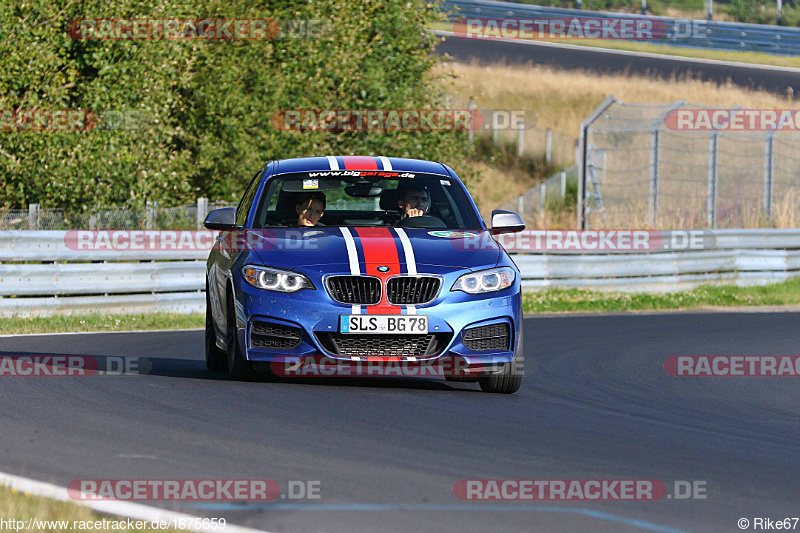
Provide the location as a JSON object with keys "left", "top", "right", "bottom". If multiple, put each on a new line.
{"left": 295, "top": 191, "right": 326, "bottom": 227}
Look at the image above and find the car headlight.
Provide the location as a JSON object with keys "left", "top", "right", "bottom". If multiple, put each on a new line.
{"left": 241, "top": 265, "right": 314, "bottom": 293}
{"left": 452, "top": 267, "right": 515, "bottom": 294}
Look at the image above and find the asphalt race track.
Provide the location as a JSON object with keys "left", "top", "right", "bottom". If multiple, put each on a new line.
{"left": 1, "top": 312, "right": 799, "bottom": 533}
{"left": 435, "top": 32, "right": 800, "bottom": 97}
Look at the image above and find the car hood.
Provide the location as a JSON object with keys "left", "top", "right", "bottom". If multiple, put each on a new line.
{"left": 247, "top": 227, "right": 501, "bottom": 272}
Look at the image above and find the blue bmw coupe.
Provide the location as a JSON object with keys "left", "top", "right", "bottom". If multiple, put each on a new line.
{"left": 204, "top": 156, "right": 526, "bottom": 393}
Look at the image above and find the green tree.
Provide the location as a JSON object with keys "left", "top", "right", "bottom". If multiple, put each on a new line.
{"left": 0, "top": 0, "right": 469, "bottom": 212}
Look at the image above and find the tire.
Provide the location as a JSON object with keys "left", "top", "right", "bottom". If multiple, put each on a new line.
{"left": 205, "top": 285, "right": 227, "bottom": 372}
{"left": 479, "top": 332, "right": 523, "bottom": 394}
{"left": 226, "top": 288, "right": 255, "bottom": 381}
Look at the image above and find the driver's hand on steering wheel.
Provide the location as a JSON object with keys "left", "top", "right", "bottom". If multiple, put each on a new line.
{"left": 404, "top": 208, "right": 425, "bottom": 218}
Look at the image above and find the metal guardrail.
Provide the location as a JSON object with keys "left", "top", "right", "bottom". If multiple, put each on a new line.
{"left": 0, "top": 229, "right": 799, "bottom": 316}
{"left": 444, "top": 0, "right": 800, "bottom": 56}
{"left": 0, "top": 292, "right": 204, "bottom": 317}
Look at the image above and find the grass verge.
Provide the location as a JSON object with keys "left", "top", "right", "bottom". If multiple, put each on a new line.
{"left": 0, "top": 485, "right": 180, "bottom": 533}
{"left": 522, "top": 278, "right": 800, "bottom": 313}
{"left": 440, "top": 62, "right": 795, "bottom": 141}
{"left": 0, "top": 313, "right": 204, "bottom": 335}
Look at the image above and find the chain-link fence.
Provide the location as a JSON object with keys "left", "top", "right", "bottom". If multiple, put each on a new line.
{"left": 579, "top": 97, "right": 800, "bottom": 229}
{"left": 0, "top": 199, "right": 237, "bottom": 230}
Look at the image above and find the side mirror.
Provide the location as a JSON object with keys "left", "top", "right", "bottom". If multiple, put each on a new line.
{"left": 203, "top": 207, "right": 237, "bottom": 230}
{"left": 490, "top": 210, "right": 525, "bottom": 234}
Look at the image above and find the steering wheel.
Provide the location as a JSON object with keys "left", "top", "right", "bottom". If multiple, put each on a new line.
{"left": 396, "top": 215, "right": 447, "bottom": 229}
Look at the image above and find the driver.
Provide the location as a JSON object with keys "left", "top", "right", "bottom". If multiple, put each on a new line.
{"left": 397, "top": 183, "right": 430, "bottom": 220}
{"left": 295, "top": 191, "right": 326, "bottom": 227}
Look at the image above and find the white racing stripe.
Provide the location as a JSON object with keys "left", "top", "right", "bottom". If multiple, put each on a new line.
{"left": 339, "top": 227, "right": 362, "bottom": 315}
{"left": 326, "top": 156, "right": 340, "bottom": 170}
{"left": 393, "top": 227, "right": 419, "bottom": 315}
{"left": 378, "top": 156, "right": 392, "bottom": 171}
{"left": 393, "top": 228, "right": 417, "bottom": 276}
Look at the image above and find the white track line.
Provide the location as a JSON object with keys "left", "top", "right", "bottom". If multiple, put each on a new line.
{"left": 0, "top": 328, "right": 203, "bottom": 338}
{"left": 434, "top": 30, "right": 800, "bottom": 74}
{"left": 0, "top": 470, "right": 271, "bottom": 533}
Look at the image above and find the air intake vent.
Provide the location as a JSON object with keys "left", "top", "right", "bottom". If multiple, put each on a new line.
{"left": 386, "top": 276, "right": 441, "bottom": 305}
{"left": 326, "top": 276, "right": 381, "bottom": 305}
{"left": 250, "top": 322, "right": 302, "bottom": 349}
{"left": 463, "top": 323, "right": 510, "bottom": 351}
{"left": 316, "top": 333, "right": 451, "bottom": 358}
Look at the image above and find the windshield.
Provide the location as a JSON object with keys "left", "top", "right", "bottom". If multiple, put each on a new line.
{"left": 251, "top": 171, "right": 483, "bottom": 229}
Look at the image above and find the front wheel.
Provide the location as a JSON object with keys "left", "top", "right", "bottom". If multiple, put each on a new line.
{"left": 205, "top": 285, "right": 227, "bottom": 372}
{"left": 226, "top": 290, "right": 256, "bottom": 381}
{"left": 479, "top": 333, "right": 523, "bottom": 394}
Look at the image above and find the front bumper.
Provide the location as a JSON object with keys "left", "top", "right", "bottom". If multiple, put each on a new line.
{"left": 234, "top": 279, "right": 522, "bottom": 370}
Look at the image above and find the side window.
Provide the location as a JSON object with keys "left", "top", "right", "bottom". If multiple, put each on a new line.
{"left": 235, "top": 170, "right": 262, "bottom": 226}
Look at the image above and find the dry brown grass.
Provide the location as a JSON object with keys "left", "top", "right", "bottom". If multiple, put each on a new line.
{"left": 438, "top": 62, "right": 796, "bottom": 141}
{"left": 773, "top": 188, "right": 800, "bottom": 228}
{"left": 469, "top": 160, "right": 544, "bottom": 221}
{"left": 660, "top": 7, "right": 736, "bottom": 21}
{"left": 443, "top": 62, "right": 799, "bottom": 228}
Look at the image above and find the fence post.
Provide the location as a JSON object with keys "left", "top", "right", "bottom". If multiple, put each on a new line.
{"left": 648, "top": 129, "right": 660, "bottom": 226}
{"left": 707, "top": 133, "right": 718, "bottom": 228}
{"left": 578, "top": 95, "right": 617, "bottom": 229}
{"left": 28, "top": 204, "right": 40, "bottom": 230}
{"left": 763, "top": 134, "right": 774, "bottom": 219}
{"left": 540, "top": 183, "right": 546, "bottom": 209}
{"left": 468, "top": 102, "right": 474, "bottom": 144}
{"left": 197, "top": 197, "right": 209, "bottom": 229}
{"left": 517, "top": 121, "right": 524, "bottom": 157}
{"left": 517, "top": 194, "right": 524, "bottom": 215}
{"left": 146, "top": 201, "right": 156, "bottom": 230}
{"left": 545, "top": 128, "right": 552, "bottom": 164}
{"left": 560, "top": 171, "right": 567, "bottom": 199}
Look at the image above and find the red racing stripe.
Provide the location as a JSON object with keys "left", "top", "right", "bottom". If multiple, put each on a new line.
{"left": 354, "top": 227, "right": 401, "bottom": 315}
{"left": 342, "top": 156, "right": 379, "bottom": 170}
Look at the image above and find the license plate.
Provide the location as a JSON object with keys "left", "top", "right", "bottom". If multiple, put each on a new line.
{"left": 340, "top": 315, "right": 429, "bottom": 334}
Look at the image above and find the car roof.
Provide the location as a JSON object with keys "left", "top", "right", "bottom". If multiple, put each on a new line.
{"left": 272, "top": 156, "right": 451, "bottom": 177}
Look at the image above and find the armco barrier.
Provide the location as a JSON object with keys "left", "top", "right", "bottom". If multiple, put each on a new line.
{"left": 0, "top": 229, "right": 799, "bottom": 316}
{"left": 444, "top": 0, "right": 800, "bottom": 56}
